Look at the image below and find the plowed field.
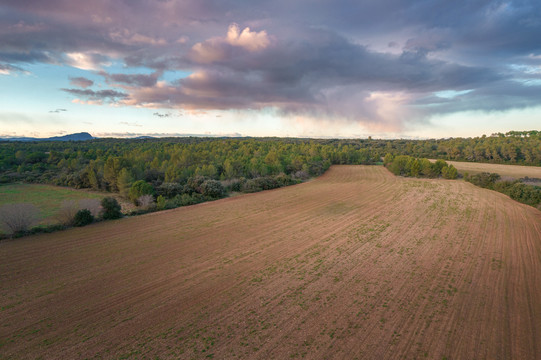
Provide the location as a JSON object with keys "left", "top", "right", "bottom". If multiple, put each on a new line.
{"left": 435, "top": 160, "right": 541, "bottom": 179}
{"left": 1, "top": 166, "right": 540, "bottom": 359}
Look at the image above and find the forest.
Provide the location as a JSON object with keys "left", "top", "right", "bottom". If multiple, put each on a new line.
{"left": 0, "top": 130, "right": 540, "bottom": 213}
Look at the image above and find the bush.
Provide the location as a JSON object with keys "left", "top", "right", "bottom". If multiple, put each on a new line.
{"left": 242, "top": 179, "right": 261, "bottom": 193}
{"left": 156, "top": 195, "right": 166, "bottom": 210}
{"left": 137, "top": 194, "right": 155, "bottom": 209}
{"left": 156, "top": 182, "right": 184, "bottom": 198}
{"left": 56, "top": 200, "right": 79, "bottom": 226}
{"left": 441, "top": 165, "right": 458, "bottom": 179}
{"left": 466, "top": 172, "right": 500, "bottom": 189}
{"left": 200, "top": 179, "right": 226, "bottom": 198}
{"left": 74, "top": 209, "right": 94, "bottom": 227}
{"left": 222, "top": 178, "right": 246, "bottom": 192}
{"left": 185, "top": 176, "right": 208, "bottom": 194}
{"left": 129, "top": 180, "right": 154, "bottom": 204}
{"left": 78, "top": 199, "right": 102, "bottom": 218}
{"left": 0, "top": 203, "right": 40, "bottom": 235}
{"left": 291, "top": 170, "right": 309, "bottom": 181}
{"left": 274, "top": 173, "right": 297, "bottom": 187}
{"left": 101, "top": 197, "right": 122, "bottom": 220}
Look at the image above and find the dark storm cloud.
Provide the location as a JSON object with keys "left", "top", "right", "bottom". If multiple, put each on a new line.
{"left": 1, "top": 0, "right": 541, "bottom": 127}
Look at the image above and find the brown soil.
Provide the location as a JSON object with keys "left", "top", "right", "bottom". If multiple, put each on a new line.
{"left": 1, "top": 166, "right": 540, "bottom": 359}
{"left": 434, "top": 160, "right": 541, "bottom": 179}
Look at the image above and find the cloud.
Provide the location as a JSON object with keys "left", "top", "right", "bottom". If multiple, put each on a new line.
{"left": 189, "top": 23, "right": 270, "bottom": 63}
{"left": 61, "top": 88, "right": 128, "bottom": 103}
{"left": 153, "top": 111, "right": 182, "bottom": 118}
{"left": 122, "top": 28, "right": 504, "bottom": 132}
{"left": 109, "top": 29, "right": 167, "bottom": 46}
{"left": 99, "top": 70, "right": 161, "bottom": 87}
{"left": 65, "top": 52, "right": 110, "bottom": 70}
{"left": 1, "top": 0, "right": 541, "bottom": 132}
{"left": 94, "top": 132, "right": 243, "bottom": 138}
{"left": 0, "top": 63, "right": 26, "bottom": 75}
{"left": 69, "top": 76, "right": 94, "bottom": 88}
{"left": 49, "top": 108, "right": 67, "bottom": 113}
{"left": 119, "top": 121, "right": 142, "bottom": 127}
{"left": 226, "top": 23, "right": 270, "bottom": 51}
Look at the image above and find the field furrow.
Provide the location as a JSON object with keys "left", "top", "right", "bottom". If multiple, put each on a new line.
{"left": 1, "top": 166, "right": 540, "bottom": 359}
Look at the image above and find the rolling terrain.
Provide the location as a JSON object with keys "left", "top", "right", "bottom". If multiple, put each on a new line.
{"left": 1, "top": 166, "right": 540, "bottom": 359}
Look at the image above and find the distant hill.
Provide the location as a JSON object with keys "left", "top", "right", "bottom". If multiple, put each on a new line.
{"left": 0, "top": 132, "right": 94, "bottom": 142}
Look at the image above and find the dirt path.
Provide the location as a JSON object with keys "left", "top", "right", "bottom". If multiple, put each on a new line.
{"left": 1, "top": 166, "right": 540, "bottom": 359}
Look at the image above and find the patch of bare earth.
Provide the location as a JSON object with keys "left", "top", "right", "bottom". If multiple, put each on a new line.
{"left": 1, "top": 166, "right": 540, "bottom": 359}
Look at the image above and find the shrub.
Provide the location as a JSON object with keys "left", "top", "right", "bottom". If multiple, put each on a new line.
{"left": 128, "top": 180, "right": 154, "bottom": 204}
{"left": 254, "top": 176, "right": 279, "bottom": 190}
{"left": 383, "top": 153, "right": 394, "bottom": 166}
{"left": 466, "top": 172, "right": 500, "bottom": 189}
{"left": 56, "top": 199, "right": 101, "bottom": 226}
{"left": 156, "top": 182, "right": 184, "bottom": 198}
{"left": 200, "top": 179, "right": 226, "bottom": 198}
{"left": 185, "top": 176, "right": 208, "bottom": 194}
{"left": 291, "top": 170, "right": 309, "bottom": 181}
{"left": 432, "top": 159, "right": 448, "bottom": 174}
{"left": 156, "top": 195, "right": 166, "bottom": 210}
{"left": 441, "top": 165, "right": 458, "bottom": 179}
{"left": 242, "top": 179, "right": 261, "bottom": 193}
{"left": 101, "top": 197, "right": 122, "bottom": 220}
{"left": 222, "top": 178, "right": 245, "bottom": 192}
{"left": 274, "top": 173, "right": 296, "bottom": 187}
{"left": 137, "top": 194, "right": 155, "bottom": 209}
{"left": 78, "top": 199, "right": 102, "bottom": 218}
{"left": 56, "top": 200, "right": 79, "bottom": 226}
{"left": 74, "top": 209, "right": 94, "bottom": 227}
{"left": 387, "top": 155, "right": 410, "bottom": 175}
{"left": 0, "top": 203, "right": 40, "bottom": 235}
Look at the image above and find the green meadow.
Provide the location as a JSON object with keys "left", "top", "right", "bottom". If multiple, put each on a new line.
{"left": 0, "top": 184, "right": 106, "bottom": 225}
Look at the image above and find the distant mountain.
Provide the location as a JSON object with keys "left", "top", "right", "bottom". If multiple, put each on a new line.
{"left": 0, "top": 132, "right": 94, "bottom": 142}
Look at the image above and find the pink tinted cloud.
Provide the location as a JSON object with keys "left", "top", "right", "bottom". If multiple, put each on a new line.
{"left": 69, "top": 76, "right": 94, "bottom": 88}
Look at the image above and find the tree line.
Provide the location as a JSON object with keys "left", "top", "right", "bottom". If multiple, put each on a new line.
{"left": 0, "top": 131, "right": 540, "bottom": 237}
{"left": 465, "top": 172, "right": 541, "bottom": 209}
{"left": 0, "top": 137, "right": 382, "bottom": 203}
{"left": 383, "top": 154, "right": 458, "bottom": 179}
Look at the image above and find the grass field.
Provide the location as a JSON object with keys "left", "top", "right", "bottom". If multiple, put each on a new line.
{"left": 0, "top": 184, "right": 106, "bottom": 223}
{"left": 0, "top": 184, "right": 131, "bottom": 229}
{"left": 436, "top": 160, "right": 541, "bottom": 179}
{"left": 1, "top": 166, "right": 540, "bottom": 359}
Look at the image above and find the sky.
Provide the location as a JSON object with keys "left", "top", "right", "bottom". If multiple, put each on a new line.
{"left": 1, "top": 0, "right": 540, "bottom": 139}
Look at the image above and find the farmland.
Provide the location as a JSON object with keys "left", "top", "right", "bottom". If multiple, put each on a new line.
{"left": 441, "top": 160, "right": 541, "bottom": 179}
{"left": 1, "top": 166, "right": 540, "bottom": 359}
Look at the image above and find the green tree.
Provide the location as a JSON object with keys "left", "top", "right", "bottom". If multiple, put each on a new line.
{"left": 383, "top": 153, "right": 394, "bottom": 166}
{"left": 117, "top": 168, "right": 134, "bottom": 198}
{"left": 129, "top": 180, "right": 154, "bottom": 204}
{"left": 74, "top": 209, "right": 94, "bottom": 227}
{"left": 407, "top": 158, "right": 421, "bottom": 177}
{"left": 442, "top": 164, "right": 458, "bottom": 179}
{"left": 101, "top": 197, "right": 122, "bottom": 220}
{"left": 156, "top": 195, "right": 167, "bottom": 210}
